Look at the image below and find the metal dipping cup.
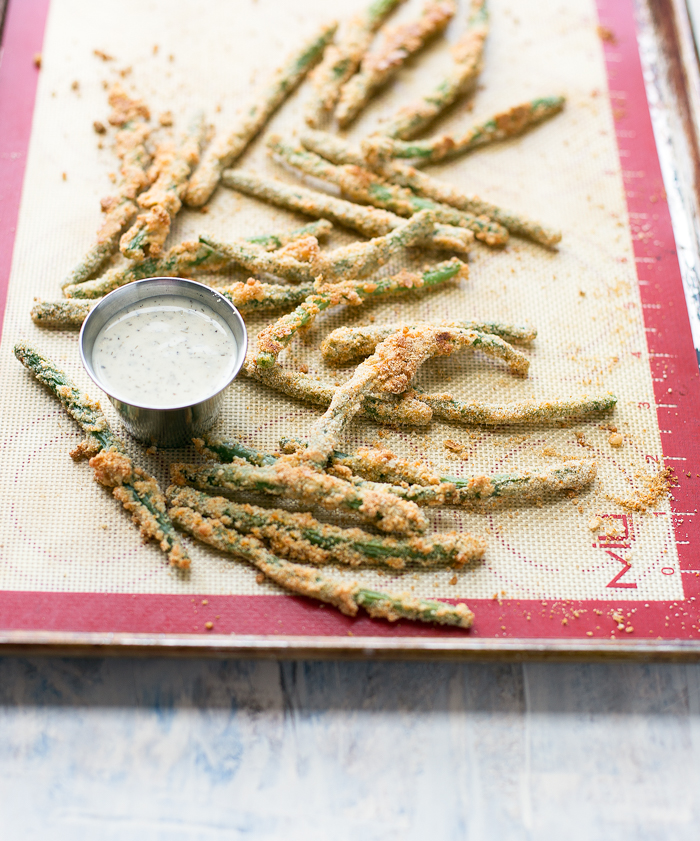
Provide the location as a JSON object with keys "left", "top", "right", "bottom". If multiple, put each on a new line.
{"left": 79, "top": 277, "right": 248, "bottom": 448}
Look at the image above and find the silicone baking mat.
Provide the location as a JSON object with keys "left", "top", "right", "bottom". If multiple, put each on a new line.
{"left": 0, "top": 0, "right": 698, "bottom": 652}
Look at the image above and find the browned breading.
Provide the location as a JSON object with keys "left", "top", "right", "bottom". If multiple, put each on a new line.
{"left": 337, "top": 446, "right": 442, "bottom": 486}
{"left": 89, "top": 450, "right": 190, "bottom": 569}
{"left": 120, "top": 115, "right": 206, "bottom": 260}
{"left": 113, "top": 477, "right": 191, "bottom": 570}
{"left": 222, "top": 278, "right": 268, "bottom": 304}
{"left": 69, "top": 438, "right": 102, "bottom": 462}
{"left": 89, "top": 449, "right": 133, "bottom": 487}
{"left": 274, "top": 235, "right": 321, "bottom": 264}
{"left": 335, "top": 0, "right": 456, "bottom": 126}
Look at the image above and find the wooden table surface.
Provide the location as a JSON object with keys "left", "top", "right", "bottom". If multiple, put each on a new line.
{"left": 0, "top": 655, "right": 698, "bottom": 838}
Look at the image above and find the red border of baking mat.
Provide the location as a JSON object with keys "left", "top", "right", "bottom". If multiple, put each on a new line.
{"left": 0, "top": 0, "right": 698, "bottom": 642}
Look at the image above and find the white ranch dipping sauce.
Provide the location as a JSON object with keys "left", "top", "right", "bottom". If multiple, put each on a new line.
{"left": 92, "top": 294, "right": 238, "bottom": 408}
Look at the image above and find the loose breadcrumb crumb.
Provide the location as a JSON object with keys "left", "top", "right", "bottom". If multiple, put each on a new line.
{"left": 610, "top": 468, "right": 675, "bottom": 512}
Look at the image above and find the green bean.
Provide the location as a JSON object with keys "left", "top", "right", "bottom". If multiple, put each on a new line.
{"left": 300, "top": 324, "right": 527, "bottom": 471}
{"left": 223, "top": 168, "right": 400, "bottom": 237}
{"left": 337, "top": 454, "right": 598, "bottom": 507}
{"left": 193, "top": 436, "right": 277, "bottom": 467}
{"left": 169, "top": 506, "right": 473, "bottom": 626}
{"left": 219, "top": 280, "right": 315, "bottom": 313}
{"left": 300, "top": 129, "right": 562, "bottom": 247}
{"left": 300, "top": 128, "right": 369, "bottom": 167}
{"left": 246, "top": 365, "right": 614, "bottom": 428}
{"left": 184, "top": 21, "right": 338, "bottom": 207}
{"left": 120, "top": 112, "right": 208, "bottom": 260}
{"left": 13, "top": 343, "right": 190, "bottom": 569}
{"left": 366, "top": 96, "right": 566, "bottom": 164}
{"left": 221, "top": 168, "right": 472, "bottom": 251}
{"left": 61, "top": 84, "right": 152, "bottom": 288}
{"left": 198, "top": 434, "right": 595, "bottom": 511}
{"left": 61, "top": 226, "right": 330, "bottom": 306}
{"left": 247, "top": 219, "right": 333, "bottom": 250}
{"left": 321, "top": 319, "right": 535, "bottom": 364}
{"left": 255, "top": 259, "right": 466, "bottom": 367}
{"left": 313, "top": 209, "right": 438, "bottom": 280}
{"left": 198, "top": 235, "right": 317, "bottom": 284}
{"left": 421, "top": 391, "right": 617, "bottom": 425}
{"left": 242, "top": 357, "right": 434, "bottom": 426}
{"left": 170, "top": 458, "right": 428, "bottom": 535}
{"left": 305, "top": 0, "right": 406, "bottom": 127}
{"left": 210, "top": 211, "right": 439, "bottom": 285}
{"left": 167, "top": 484, "right": 484, "bottom": 569}
{"left": 31, "top": 299, "right": 96, "bottom": 328}
{"left": 63, "top": 240, "right": 229, "bottom": 299}
{"left": 299, "top": 324, "right": 499, "bottom": 467}
{"left": 382, "top": 0, "right": 489, "bottom": 139}
{"left": 64, "top": 218, "right": 334, "bottom": 298}
{"left": 335, "top": 0, "right": 457, "bottom": 127}
{"left": 268, "top": 135, "right": 507, "bottom": 245}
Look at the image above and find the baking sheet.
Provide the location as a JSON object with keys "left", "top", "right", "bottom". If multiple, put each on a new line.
{"left": 0, "top": 0, "right": 698, "bottom": 651}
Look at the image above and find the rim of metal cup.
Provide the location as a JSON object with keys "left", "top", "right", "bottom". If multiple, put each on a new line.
{"left": 79, "top": 277, "right": 248, "bottom": 411}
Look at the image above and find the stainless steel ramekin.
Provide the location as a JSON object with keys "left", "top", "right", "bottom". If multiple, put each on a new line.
{"left": 79, "top": 277, "right": 248, "bottom": 448}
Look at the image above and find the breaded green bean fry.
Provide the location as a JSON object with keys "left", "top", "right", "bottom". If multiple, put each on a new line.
{"left": 198, "top": 235, "right": 318, "bottom": 284}
{"left": 206, "top": 434, "right": 442, "bottom": 501}
{"left": 64, "top": 240, "right": 230, "bottom": 299}
{"left": 31, "top": 299, "right": 96, "bottom": 328}
{"left": 382, "top": 0, "right": 489, "bottom": 139}
{"left": 222, "top": 168, "right": 472, "bottom": 250}
{"left": 247, "top": 364, "right": 614, "bottom": 428}
{"left": 255, "top": 259, "right": 466, "bottom": 367}
{"left": 242, "top": 357, "right": 434, "bottom": 426}
{"left": 170, "top": 458, "right": 428, "bottom": 535}
{"left": 269, "top": 135, "right": 507, "bottom": 245}
{"left": 198, "top": 435, "right": 595, "bottom": 511}
{"left": 166, "top": 485, "right": 484, "bottom": 569}
{"left": 13, "top": 343, "right": 190, "bottom": 569}
{"left": 210, "top": 211, "right": 440, "bottom": 285}
{"left": 300, "top": 128, "right": 369, "bottom": 167}
{"left": 194, "top": 436, "right": 277, "bottom": 466}
{"left": 314, "top": 209, "right": 438, "bottom": 280}
{"left": 300, "top": 324, "right": 529, "bottom": 468}
{"left": 169, "top": 506, "right": 474, "bottom": 626}
{"left": 366, "top": 96, "right": 566, "bottom": 164}
{"left": 224, "top": 168, "right": 402, "bottom": 237}
{"left": 300, "top": 324, "right": 469, "bottom": 466}
{"left": 66, "top": 219, "right": 334, "bottom": 298}
{"left": 452, "top": 460, "right": 597, "bottom": 504}
{"left": 62, "top": 85, "right": 152, "bottom": 288}
{"left": 120, "top": 112, "right": 208, "bottom": 260}
{"left": 184, "top": 21, "right": 338, "bottom": 207}
{"left": 375, "top": 154, "right": 562, "bottom": 247}
{"left": 219, "top": 280, "right": 314, "bottom": 313}
{"left": 34, "top": 281, "right": 312, "bottom": 327}
{"left": 330, "top": 446, "right": 447, "bottom": 487}
{"left": 421, "top": 391, "right": 617, "bottom": 425}
{"left": 61, "top": 221, "right": 327, "bottom": 300}
{"left": 15, "top": 343, "right": 121, "bottom": 452}
{"left": 335, "top": 0, "right": 457, "bottom": 127}
{"left": 321, "top": 319, "right": 535, "bottom": 364}
{"left": 336, "top": 454, "right": 597, "bottom": 507}
{"left": 411, "top": 325, "right": 531, "bottom": 376}
{"left": 247, "top": 219, "right": 333, "bottom": 250}
{"left": 305, "top": 0, "right": 406, "bottom": 127}
{"left": 300, "top": 129, "right": 562, "bottom": 247}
